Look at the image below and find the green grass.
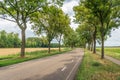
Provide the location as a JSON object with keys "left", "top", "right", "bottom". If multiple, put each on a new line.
{"left": 97, "top": 48, "right": 120, "bottom": 60}
{"left": 76, "top": 50, "right": 120, "bottom": 80}
{"left": 0, "top": 48, "right": 71, "bottom": 67}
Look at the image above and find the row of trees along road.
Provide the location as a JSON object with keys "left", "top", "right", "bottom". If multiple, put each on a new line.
{"left": 0, "top": 0, "right": 71, "bottom": 57}
{"left": 0, "top": 30, "right": 21, "bottom": 48}
{"left": 63, "top": 27, "right": 79, "bottom": 48}
{"left": 31, "top": 5, "right": 70, "bottom": 53}
{"left": 74, "top": 0, "right": 120, "bottom": 59}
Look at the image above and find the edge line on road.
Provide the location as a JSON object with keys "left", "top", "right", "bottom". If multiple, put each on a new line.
{"left": 65, "top": 56, "right": 81, "bottom": 80}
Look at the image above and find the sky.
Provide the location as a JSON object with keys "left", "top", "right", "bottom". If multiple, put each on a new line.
{"left": 0, "top": 0, "right": 120, "bottom": 46}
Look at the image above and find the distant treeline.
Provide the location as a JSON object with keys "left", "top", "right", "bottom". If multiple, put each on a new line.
{"left": 0, "top": 30, "right": 21, "bottom": 48}
{"left": 0, "top": 30, "right": 60, "bottom": 48}
{"left": 26, "top": 37, "right": 60, "bottom": 48}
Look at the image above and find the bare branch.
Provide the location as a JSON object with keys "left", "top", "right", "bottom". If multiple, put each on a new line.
{"left": 0, "top": 16, "right": 16, "bottom": 22}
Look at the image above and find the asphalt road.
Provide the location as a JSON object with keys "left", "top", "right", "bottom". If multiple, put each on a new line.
{"left": 0, "top": 48, "right": 84, "bottom": 80}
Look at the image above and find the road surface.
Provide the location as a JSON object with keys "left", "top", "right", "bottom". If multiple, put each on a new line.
{"left": 0, "top": 48, "right": 84, "bottom": 80}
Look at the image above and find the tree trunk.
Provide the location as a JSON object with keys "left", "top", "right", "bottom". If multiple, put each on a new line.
{"left": 48, "top": 40, "right": 51, "bottom": 54}
{"left": 84, "top": 44, "right": 86, "bottom": 49}
{"left": 88, "top": 43, "right": 90, "bottom": 50}
{"left": 91, "top": 42, "right": 93, "bottom": 51}
{"left": 101, "top": 35, "right": 104, "bottom": 59}
{"left": 58, "top": 41, "right": 61, "bottom": 52}
{"left": 71, "top": 44, "right": 73, "bottom": 49}
{"left": 101, "top": 22, "right": 104, "bottom": 59}
{"left": 21, "top": 29, "right": 26, "bottom": 57}
{"left": 93, "top": 27, "right": 96, "bottom": 53}
{"left": 93, "top": 36, "right": 96, "bottom": 53}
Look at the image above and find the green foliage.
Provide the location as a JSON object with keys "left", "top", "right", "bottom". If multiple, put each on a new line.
{"left": 26, "top": 37, "right": 60, "bottom": 48}
{"left": 74, "top": 0, "right": 120, "bottom": 57}
{"left": 50, "top": 0, "right": 64, "bottom": 7}
{"left": 0, "top": 0, "right": 46, "bottom": 27}
{"left": 92, "top": 61, "right": 101, "bottom": 67}
{"left": 50, "top": 43, "right": 59, "bottom": 48}
{"left": 26, "top": 37, "right": 61, "bottom": 48}
{"left": 83, "top": 0, "right": 119, "bottom": 37}
{"left": 76, "top": 23, "right": 93, "bottom": 46}
{"left": 31, "top": 4, "right": 70, "bottom": 52}
{"left": 117, "top": 76, "right": 120, "bottom": 80}
{"left": 63, "top": 28, "right": 79, "bottom": 48}
{"left": 0, "top": 0, "right": 48, "bottom": 57}
{"left": 31, "top": 6, "right": 62, "bottom": 42}
{"left": 0, "top": 30, "right": 21, "bottom": 48}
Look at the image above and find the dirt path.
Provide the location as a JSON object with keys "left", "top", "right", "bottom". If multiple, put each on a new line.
{"left": 104, "top": 55, "right": 120, "bottom": 65}
{"left": 97, "top": 52, "right": 120, "bottom": 65}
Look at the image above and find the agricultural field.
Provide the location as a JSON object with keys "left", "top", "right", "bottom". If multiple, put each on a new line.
{"left": 97, "top": 47, "right": 120, "bottom": 60}
{"left": 0, "top": 48, "right": 60, "bottom": 56}
{"left": 76, "top": 50, "right": 120, "bottom": 80}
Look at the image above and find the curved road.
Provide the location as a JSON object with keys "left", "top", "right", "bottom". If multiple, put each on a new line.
{"left": 0, "top": 48, "right": 84, "bottom": 80}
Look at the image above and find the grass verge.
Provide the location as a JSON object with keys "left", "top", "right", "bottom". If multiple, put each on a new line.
{"left": 97, "top": 48, "right": 120, "bottom": 60}
{"left": 76, "top": 50, "right": 120, "bottom": 80}
{"left": 0, "top": 48, "right": 71, "bottom": 67}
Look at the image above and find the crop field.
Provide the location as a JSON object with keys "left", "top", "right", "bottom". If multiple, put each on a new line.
{"left": 97, "top": 47, "right": 120, "bottom": 60}
{"left": 0, "top": 48, "right": 60, "bottom": 56}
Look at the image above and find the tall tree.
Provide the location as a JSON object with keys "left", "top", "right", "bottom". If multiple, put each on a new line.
{"left": 0, "top": 0, "right": 46, "bottom": 57}
{"left": 63, "top": 27, "right": 79, "bottom": 48}
{"left": 74, "top": 3, "right": 100, "bottom": 53}
{"left": 55, "top": 13, "right": 70, "bottom": 52}
{"left": 76, "top": 23, "right": 93, "bottom": 50}
{"left": 84, "top": 0, "right": 119, "bottom": 59}
{"left": 31, "top": 5, "right": 65, "bottom": 53}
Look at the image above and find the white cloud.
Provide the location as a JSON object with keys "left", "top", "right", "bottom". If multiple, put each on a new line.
{"left": 62, "top": 1, "right": 77, "bottom": 16}
{"left": 104, "top": 27, "right": 120, "bottom": 46}
{"left": 0, "top": 19, "right": 35, "bottom": 38}
{"left": 0, "top": 19, "right": 19, "bottom": 32}
{"left": 62, "top": 0, "right": 79, "bottom": 29}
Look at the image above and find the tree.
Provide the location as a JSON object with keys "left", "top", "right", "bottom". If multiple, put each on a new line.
{"left": 63, "top": 27, "right": 79, "bottom": 48}
{"left": 76, "top": 23, "right": 93, "bottom": 50}
{"left": 0, "top": 0, "right": 47, "bottom": 57}
{"left": 55, "top": 13, "right": 70, "bottom": 52}
{"left": 84, "top": 0, "right": 119, "bottom": 59}
{"left": 31, "top": 5, "right": 65, "bottom": 53}
{"left": 73, "top": 3, "right": 100, "bottom": 53}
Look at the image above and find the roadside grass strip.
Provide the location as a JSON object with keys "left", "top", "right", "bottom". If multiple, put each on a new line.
{"left": 76, "top": 50, "right": 120, "bottom": 80}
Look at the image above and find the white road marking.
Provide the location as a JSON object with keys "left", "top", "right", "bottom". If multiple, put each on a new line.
{"left": 9, "top": 66, "right": 16, "bottom": 69}
{"left": 61, "top": 66, "right": 67, "bottom": 71}
{"left": 66, "top": 57, "right": 81, "bottom": 80}
{"left": 71, "top": 60, "right": 74, "bottom": 62}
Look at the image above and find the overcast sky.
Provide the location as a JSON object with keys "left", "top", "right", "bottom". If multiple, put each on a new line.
{"left": 0, "top": 0, "right": 120, "bottom": 46}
